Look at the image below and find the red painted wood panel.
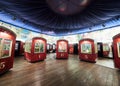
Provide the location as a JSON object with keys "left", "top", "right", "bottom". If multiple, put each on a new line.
{"left": 69, "top": 44, "right": 74, "bottom": 54}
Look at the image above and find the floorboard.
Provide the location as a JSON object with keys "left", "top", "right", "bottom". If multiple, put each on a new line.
{"left": 0, "top": 53, "right": 120, "bottom": 86}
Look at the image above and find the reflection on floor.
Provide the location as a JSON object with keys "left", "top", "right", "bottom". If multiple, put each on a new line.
{"left": 14, "top": 54, "right": 116, "bottom": 69}
{"left": 96, "top": 57, "right": 115, "bottom": 69}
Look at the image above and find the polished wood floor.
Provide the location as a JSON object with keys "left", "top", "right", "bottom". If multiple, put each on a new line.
{"left": 0, "top": 53, "right": 120, "bottom": 86}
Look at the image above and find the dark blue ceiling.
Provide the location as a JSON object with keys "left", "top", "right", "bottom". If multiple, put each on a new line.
{"left": 0, "top": 0, "right": 120, "bottom": 36}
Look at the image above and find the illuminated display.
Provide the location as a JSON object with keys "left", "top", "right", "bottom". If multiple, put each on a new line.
{"left": 58, "top": 41, "right": 67, "bottom": 52}
{"left": 103, "top": 44, "right": 109, "bottom": 51}
{"left": 15, "top": 43, "right": 19, "bottom": 50}
{"left": 0, "top": 38, "right": 12, "bottom": 59}
{"left": 81, "top": 43, "right": 92, "bottom": 54}
{"left": 34, "top": 40, "right": 45, "bottom": 53}
{"left": 97, "top": 44, "right": 100, "bottom": 51}
{"left": 24, "top": 41, "right": 31, "bottom": 53}
{"left": 53, "top": 44, "right": 56, "bottom": 49}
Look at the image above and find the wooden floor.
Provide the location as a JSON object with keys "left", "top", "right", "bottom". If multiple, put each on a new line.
{"left": 0, "top": 53, "right": 120, "bottom": 86}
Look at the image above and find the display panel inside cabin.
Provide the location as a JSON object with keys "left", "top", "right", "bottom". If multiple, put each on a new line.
{"left": 58, "top": 41, "right": 67, "bottom": 52}
{"left": 103, "top": 44, "right": 109, "bottom": 51}
{"left": 34, "top": 40, "right": 45, "bottom": 53}
{"left": 81, "top": 43, "right": 92, "bottom": 54}
{"left": 24, "top": 41, "right": 31, "bottom": 53}
{"left": 0, "top": 38, "right": 12, "bottom": 59}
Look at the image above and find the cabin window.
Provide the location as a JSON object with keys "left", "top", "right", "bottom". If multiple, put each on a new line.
{"left": 0, "top": 38, "right": 12, "bottom": 59}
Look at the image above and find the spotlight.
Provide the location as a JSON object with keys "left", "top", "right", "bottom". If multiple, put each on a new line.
{"left": 102, "top": 24, "right": 105, "bottom": 27}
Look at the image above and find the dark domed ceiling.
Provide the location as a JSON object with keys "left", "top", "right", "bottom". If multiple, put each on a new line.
{"left": 46, "top": 0, "right": 90, "bottom": 15}
{"left": 0, "top": 0, "right": 120, "bottom": 36}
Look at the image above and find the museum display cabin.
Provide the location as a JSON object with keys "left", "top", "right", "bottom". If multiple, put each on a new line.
{"left": 56, "top": 39, "right": 68, "bottom": 59}
{"left": 79, "top": 38, "right": 97, "bottom": 63}
{"left": 0, "top": 26, "right": 16, "bottom": 74}
{"left": 24, "top": 37, "right": 47, "bottom": 62}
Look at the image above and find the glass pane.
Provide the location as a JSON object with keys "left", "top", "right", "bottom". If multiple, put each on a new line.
{"left": 2, "top": 39, "right": 12, "bottom": 58}
{"left": 34, "top": 40, "right": 45, "bottom": 53}
{"left": 40, "top": 43, "right": 44, "bottom": 52}
{"left": 34, "top": 43, "right": 40, "bottom": 53}
{"left": 97, "top": 45, "right": 100, "bottom": 51}
{"left": 81, "top": 43, "right": 92, "bottom": 54}
{"left": 15, "top": 42, "right": 19, "bottom": 50}
{"left": 53, "top": 45, "right": 56, "bottom": 49}
{"left": 117, "top": 42, "right": 120, "bottom": 58}
{"left": 25, "top": 42, "right": 31, "bottom": 53}
{"left": 58, "top": 41, "right": 67, "bottom": 52}
{"left": 103, "top": 45, "right": 109, "bottom": 51}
